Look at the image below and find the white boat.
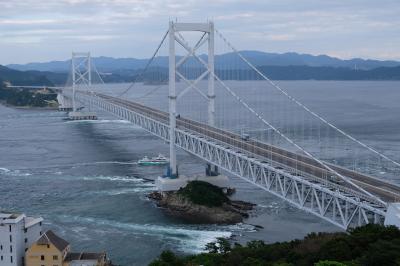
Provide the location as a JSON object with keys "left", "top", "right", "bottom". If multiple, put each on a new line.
{"left": 138, "top": 154, "right": 169, "bottom": 165}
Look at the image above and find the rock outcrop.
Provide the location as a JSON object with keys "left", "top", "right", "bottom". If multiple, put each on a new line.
{"left": 148, "top": 185, "right": 255, "bottom": 224}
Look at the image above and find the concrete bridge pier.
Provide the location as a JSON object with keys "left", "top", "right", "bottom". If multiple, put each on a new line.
{"left": 206, "top": 163, "right": 219, "bottom": 176}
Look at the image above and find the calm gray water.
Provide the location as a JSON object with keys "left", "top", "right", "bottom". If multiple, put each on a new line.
{"left": 1, "top": 81, "right": 399, "bottom": 265}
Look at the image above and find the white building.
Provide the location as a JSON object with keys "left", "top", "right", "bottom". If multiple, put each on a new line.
{"left": 0, "top": 212, "right": 43, "bottom": 266}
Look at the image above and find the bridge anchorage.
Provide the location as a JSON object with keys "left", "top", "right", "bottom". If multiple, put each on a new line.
{"left": 54, "top": 20, "right": 400, "bottom": 229}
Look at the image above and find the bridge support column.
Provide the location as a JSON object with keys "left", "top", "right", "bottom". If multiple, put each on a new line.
{"left": 206, "top": 163, "right": 219, "bottom": 176}
{"left": 167, "top": 21, "right": 178, "bottom": 178}
{"left": 384, "top": 203, "right": 400, "bottom": 228}
{"left": 207, "top": 21, "right": 215, "bottom": 127}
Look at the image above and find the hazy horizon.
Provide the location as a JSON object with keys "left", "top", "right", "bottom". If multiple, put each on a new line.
{"left": 5, "top": 50, "right": 400, "bottom": 66}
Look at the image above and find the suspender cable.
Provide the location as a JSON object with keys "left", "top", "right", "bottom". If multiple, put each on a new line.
{"left": 215, "top": 28, "right": 400, "bottom": 170}
{"left": 118, "top": 30, "right": 169, "bottom": 98}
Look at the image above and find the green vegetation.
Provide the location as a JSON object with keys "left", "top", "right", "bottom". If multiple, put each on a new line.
{"left": 0, "top": 65, "right": 53, "bottom": 86}
{"left": 177, "top": 181, "right": 229, "bottom": 207}
{"left": 0, "top": 82, "right": 57, "bottom": 107}
{"left": 0, "top": 65, "right": 57, "bottom": 107}
{"left": 149, "top": 224, "right": 400, "bottom": 266}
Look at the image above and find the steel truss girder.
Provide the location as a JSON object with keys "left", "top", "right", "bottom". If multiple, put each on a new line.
{"left": 70, "top": 90, "right": 387, "bottom": 230}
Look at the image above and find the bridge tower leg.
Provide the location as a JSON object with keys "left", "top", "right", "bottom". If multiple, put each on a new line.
{"left": 72, "top": 53, "right": 76, "bottom": 112}
{"left": 206, "top": 21, "right": 219, "bottom": 177}
{"left": 168, "top": 21, "right": 178, "bottom": 178}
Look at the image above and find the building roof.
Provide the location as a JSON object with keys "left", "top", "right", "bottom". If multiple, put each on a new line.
{"left": 24, "top": 216, "right": 43, "bottom": 228}
{"left": 36, "top": 230, "right": 70, "bottom": 251}
{"left": 1, "top": 211, "right": 43, "bottom": 226}
{"left": 64, "top": 252, "right": 106, "bottom": 262}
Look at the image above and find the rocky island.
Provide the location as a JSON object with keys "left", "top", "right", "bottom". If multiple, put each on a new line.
{"left": 148, "top": 181, "right": 255, "bottom": 224}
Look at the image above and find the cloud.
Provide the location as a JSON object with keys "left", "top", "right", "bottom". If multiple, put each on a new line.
{"left": 0, "top": 0, "right": 399, "bottom": 64}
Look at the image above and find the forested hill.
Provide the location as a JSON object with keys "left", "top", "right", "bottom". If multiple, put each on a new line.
{"left": 0, "top": 66, "right": 58, "bottom": 107}
{"left": 0, "top": 65, "right": 54, "bottom": 86}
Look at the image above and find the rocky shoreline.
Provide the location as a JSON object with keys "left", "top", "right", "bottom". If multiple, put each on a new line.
{"left": 148, "top": 191, "right": 255, "bottom": 224}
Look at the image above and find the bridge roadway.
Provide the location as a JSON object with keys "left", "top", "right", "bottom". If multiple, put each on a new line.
{"left": 93, "top": 92, "right": 400, "bottom": 204}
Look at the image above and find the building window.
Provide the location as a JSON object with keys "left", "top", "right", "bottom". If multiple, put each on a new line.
{"left": 53, "top": 255, "right": 58, "bottom": 260}
{"left": 0, "top": 245, "right": 2, "bottom": 250}
{"left": 9, "top": 235, "right": 12, "bottom": 242}
{"left": 9, "top": 225, "right": 11, "bottom": 232}
{"left": 39, "top": 222, "right": 42, "bottom": 226}
{"left": 24, "top": 228, "right": 27, "bottom": 233}
{"left": 10, "top": 246, "right": 12, "bottom": 253}
{"left": 1, "top": 255, "right": 3, "bottom": 261}
{"left": 40, "top": 231, "right": 42, "bottom": 235}
{"left": 22, "top": 256, "right": 25, "bottom": 266}
{"left": 47, "top": 245, "right": 50, "bottom": 248}
{"left": 25, "top": 238, "right": 27, "bottom": 243}
{"left": 10, "top": 256, "right": 13, "bottom": 263}
{"left": 41, "top": 255, "right": 45, "bottom": 261}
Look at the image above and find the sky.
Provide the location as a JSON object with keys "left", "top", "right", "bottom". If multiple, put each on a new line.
{"left": 0, "top": 0, "right": 400, "bottom": 64}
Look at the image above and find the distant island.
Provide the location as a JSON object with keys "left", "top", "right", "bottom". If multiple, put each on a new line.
{"left": 149, "top": 223, "right": 400, "bottom": 266}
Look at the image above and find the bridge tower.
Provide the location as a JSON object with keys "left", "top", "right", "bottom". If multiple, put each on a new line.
{"left": 68, "top": 52, "right": 97, "bottom": 120}
{"left": 167, "top": 21, "right": 217, "bottom": 178}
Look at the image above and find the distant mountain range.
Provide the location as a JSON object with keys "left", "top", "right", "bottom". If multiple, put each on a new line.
{"left": 7, "top": 51, "right": 400, "bottom": 73}
{"left": 2, "top": 50, "right": 400, "bottom": 85}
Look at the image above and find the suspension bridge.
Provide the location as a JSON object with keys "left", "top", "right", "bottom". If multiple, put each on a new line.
{"left": 10, "top": 22, "right": 400, "bottom": 229}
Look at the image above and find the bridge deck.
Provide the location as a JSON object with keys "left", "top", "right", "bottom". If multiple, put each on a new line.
{"left": 95, "top": 92, "right": 400, "bottom": 203}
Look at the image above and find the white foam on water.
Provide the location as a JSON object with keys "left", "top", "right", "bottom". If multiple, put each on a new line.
{"left": 95, "top": 186, "right": 155, "bottom": 196}
{"left": 79, "top": 161, "right": 138, "bottom": 166}
{"left": 224, "top": 223, "right": 257, "bottom": 233}
{"left": 0, "top": 168, "right": 32, "bottom": 177}
{"left": 10, "top": 161, "right": 137, "bottom": 173}
{"left": 66, "top": 119, "right": 141, "bottom": 128}
{"left": 63, "top": 215, "right": 233, "bottom": 254}
{"left": 82, "top": 175, "right": 147, "bottom": 183}
{"left": 257, "top": 201, "right": 281, "bottom": 209}
{"left": 0, "top": 167, "right": 10, "bottom": 173}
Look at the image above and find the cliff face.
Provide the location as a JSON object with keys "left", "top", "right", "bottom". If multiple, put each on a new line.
{"left": 149, "top": 191, "right": 254, "bottom": 224}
